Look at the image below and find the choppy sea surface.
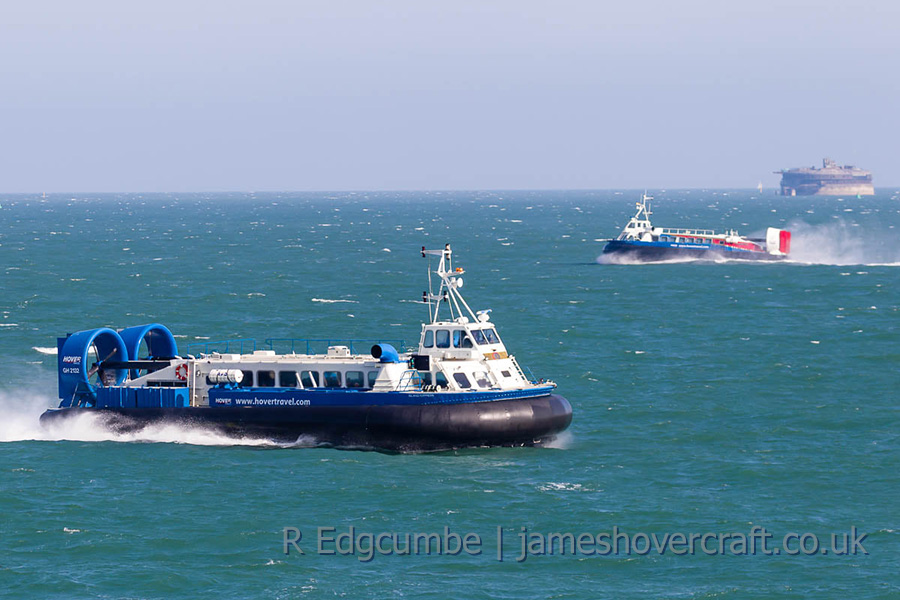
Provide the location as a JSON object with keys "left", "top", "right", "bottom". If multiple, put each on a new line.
{"left": 1, "top": 189, "right": 898, "bottom": 598}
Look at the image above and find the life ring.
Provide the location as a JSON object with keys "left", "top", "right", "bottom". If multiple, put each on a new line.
{"left": 175, "top": 363, "right": 189, "bottom": 381}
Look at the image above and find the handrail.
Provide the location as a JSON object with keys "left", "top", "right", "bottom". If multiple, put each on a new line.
{"left": 264, "top": 338, "right": 407, "bottom": 355}
{"left": 186, "top": 339, "right": 257, "bottom": 355}
{"left": 659, "top": 227, "right": 716, "bottom": 236}
{"left": 396, "top": 370, "right": 423, "bottom": 391}
{"left": 186, "top": 338, "right": 410, "bottom": 356}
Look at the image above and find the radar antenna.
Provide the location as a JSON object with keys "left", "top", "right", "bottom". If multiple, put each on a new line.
{"left": 420, "top": 244, "right": 479, "bottom": 324}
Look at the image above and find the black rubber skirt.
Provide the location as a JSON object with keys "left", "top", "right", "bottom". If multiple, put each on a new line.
{"left": 40, "top": 394, "right": 573, "bottom": 452}
{"left": 602, "top": 243, "right": 784, "bottom": 262}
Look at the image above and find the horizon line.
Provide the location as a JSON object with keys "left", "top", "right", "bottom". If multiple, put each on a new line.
{"left": 2, "top": 186, "right": 898, "bottom": 196}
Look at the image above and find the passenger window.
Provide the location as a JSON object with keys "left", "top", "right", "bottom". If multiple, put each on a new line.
{"left": 301, "top": 371, "right": 319, "bottom": 387}
{"left": 423, "top": 330, "right": 434, "bottom": 348}
{"left": 257, "top": 370, "right": 276, "bottom": 387}
{"left": 474, "top": 372, "right": 491, "bottom": 388}
{"left": 452, "top": 373, "right": 471, "bottom": 389}
{"left": 346, "top": 371, "right": 364, "bottom": 388}
{"left": 435, "top": 372, "right": 449, "bottom": 388}
{"left": 501, "top": 370, "right": 511, "bottom": 378}
{"left": 367, "top": 371, "right": 378, "bottom": 388}
{"left": 420, "top": 372, "right": 433, "bottom": 385}
{"left": 323, "top": 371, "right": 342, "bottom": 387}
{"left": 239, "top": 370, "right": 254, "bottom": 387}
{"left": 484, "top": 329, "right": 500, "bottom": 344}
{"left": 279, "top": 371, "right": 299, "bottom": 387}
{"left": 452, "top": 330, "right": 462, "bottom": 347}
{"left": 471, "top": 330, "right": 487, "bottom": 345}
{"left": 436, "top": 330, "right": 450, "bottom": 348}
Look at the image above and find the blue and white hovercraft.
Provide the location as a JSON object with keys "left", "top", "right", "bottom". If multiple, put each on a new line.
{"left": 602, "top": 193, "right": 791, "bottom": 262}
{"left": 42, "top": 245, "right": 572, "bottom": 451}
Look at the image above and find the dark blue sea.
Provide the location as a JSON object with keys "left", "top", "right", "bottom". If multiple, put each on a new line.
{"left": 1, "top": 189, "right": 898, "bottom": 598}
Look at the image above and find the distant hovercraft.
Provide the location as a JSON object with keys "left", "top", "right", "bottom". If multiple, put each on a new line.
{"left": 602, "top": 194, "right": 791, "bottom": 262}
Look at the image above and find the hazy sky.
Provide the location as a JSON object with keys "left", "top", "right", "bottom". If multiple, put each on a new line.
{"left": 1, "top": 0, "right": 897, "bottom": 192}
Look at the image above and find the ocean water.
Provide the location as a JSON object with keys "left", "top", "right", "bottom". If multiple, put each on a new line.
{"left": 1, "top": 189, "right": 898, "bottom": 598}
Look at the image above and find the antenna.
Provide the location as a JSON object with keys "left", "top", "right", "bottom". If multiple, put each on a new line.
{"left": 420, "top": 244, "right": 479, "bottom": 324}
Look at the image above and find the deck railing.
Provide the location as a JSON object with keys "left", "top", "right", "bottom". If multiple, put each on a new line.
{"left": 659, "top": 227, "right": 716, "bottom": 237}
{"left": 185, "top": 339, "right": 257, "bottom": 356}
{"left": 186, "top": 337, "right": 408, "bottom": 356}
{"left": 264, "top": 338, "right": 407, "bottom": 355}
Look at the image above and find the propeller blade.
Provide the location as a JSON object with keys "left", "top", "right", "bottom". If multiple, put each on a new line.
{"left": 87, "top": 348, "right": 119, "bottom": 379}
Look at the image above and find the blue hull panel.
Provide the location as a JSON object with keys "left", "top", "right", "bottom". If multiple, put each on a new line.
{"left": 207, "top": 385, "right": 558, "bottom": 407}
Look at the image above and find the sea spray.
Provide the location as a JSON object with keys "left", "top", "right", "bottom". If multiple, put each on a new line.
{"left": 0, "top": 388, "right": 278, "bottom": 447}
{"left": 787, "top": 219, "right": 900, "bottom": 266}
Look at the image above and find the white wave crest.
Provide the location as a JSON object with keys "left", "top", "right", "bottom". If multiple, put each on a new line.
{"left": 538, "top": 481, "right": 590, "bottom": 492}
{"left": 33, "top": 346, "right": 58, "bottom": 355}
{"left": 311, "top": 298, "right": 358, "bottom": 303}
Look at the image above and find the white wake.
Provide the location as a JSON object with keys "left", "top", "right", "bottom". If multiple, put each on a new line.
{"left": 596, "top": 253, "right": 725, "bottom": 265}
{"left": 0, "top": 390, "right": 280, "bottom": 447}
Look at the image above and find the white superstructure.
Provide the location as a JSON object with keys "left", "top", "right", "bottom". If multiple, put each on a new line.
{"left": 106, "top": 244, "right": 548, "bottom": 407}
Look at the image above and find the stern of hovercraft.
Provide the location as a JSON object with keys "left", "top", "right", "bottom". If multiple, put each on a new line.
{"left": 56, "top": 324, "right": 180, "bottom": 408}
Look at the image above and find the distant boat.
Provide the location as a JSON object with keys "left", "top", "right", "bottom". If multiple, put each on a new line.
{"left": 602, "top": 193, "right": 791, "bottom": 262}
{"left": 757, "top": 181, "right": 763, "bottom": 193}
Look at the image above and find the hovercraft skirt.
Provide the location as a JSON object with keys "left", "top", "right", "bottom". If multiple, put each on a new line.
{"left": 40, "top": 394, "right": 572, "bottom": 452}
{"left": 603, "top": 241, "right": 785, "bottom": 262}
